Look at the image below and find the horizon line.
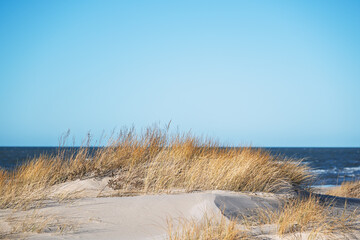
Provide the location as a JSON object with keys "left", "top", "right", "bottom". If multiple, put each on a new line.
{"left": 0, "top": 145, "right": 359, "bottom": 148}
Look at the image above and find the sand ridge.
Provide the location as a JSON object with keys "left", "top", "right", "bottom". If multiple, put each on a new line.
{"left": 1, "top": 178, "right": 359, "bottom": 240}
{"left": 1, "top": 180, "right": 283, "bottom": 240}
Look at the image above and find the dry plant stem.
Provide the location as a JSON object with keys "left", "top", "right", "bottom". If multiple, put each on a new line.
{"left": 167, "top": 197, "right": 359, "bottom": 240}
{"left": 327, "top": 180, "right": 360, "bottom": 198}
{"left": 167, "top": 214, "right": 250, "bottom": 240}
{"left": 2, "top": 209, "right": 76, "bottom": 239}
{"left": 241, "top": 195, "right": 358, "bottom": 239}
{"left": 0, "top": 124, "right": 312, "bottom": 209}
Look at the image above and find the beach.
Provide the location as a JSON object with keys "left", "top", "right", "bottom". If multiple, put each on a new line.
{"left": 1, "top": 128, "right": 359, "bottom": 239}
{"left": 1, "top": 176, "right": 360, "bottom": 239}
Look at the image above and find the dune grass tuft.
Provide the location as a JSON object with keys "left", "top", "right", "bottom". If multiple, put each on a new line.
{"left": 327, "top": 180, "right": 360, "bottom": 198}
{"left": 2, "top": 210, "right": 76, "bottom": 239}
{"left": 0, "top": 124, "right": 312, "bottom": 209}
{"left": 169, "top": 195, "right": 359, "bottom": 240}
{"left": 242, "top": 194, "right": 358, "bottom": 238}
{"left": 167, "top": 214, "right": 250, "bottom": 240}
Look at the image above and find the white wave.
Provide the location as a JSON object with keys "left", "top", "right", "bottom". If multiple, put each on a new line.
{"left": 309, "top": 169, "right": 328, "bottom": 173}
{"left": 309, "top": 168, "right": 337, "bottom": 174}
{"left": 343, "top": 166, "right": 360, "bottom": 172}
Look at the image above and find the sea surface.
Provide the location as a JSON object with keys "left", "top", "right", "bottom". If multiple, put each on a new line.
{"left": 0, "top": 147, "right": 359, "bottom": 186}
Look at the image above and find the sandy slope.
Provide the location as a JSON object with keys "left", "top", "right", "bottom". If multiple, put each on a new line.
{"left": 0, "top": 177, "right": 283, "bottom": 240}
{"left": 1, "top": 178, "right": 359, "bottom": 240}
{"left": 3, "top": 191, "right": 282, "bottom": 239}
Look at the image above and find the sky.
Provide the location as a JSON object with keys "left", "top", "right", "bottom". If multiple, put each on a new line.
{"left": 0, "top": 0, "right": 359, "bottom": 147}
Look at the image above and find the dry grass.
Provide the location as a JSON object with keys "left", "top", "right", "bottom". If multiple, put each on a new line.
{"left": 0, "top": 148, "right": 92, "bottom": 209}
{"left": 242, "top": 194, "right": 358, "bottom": 239}
{"left": 168, "top": 195, "right": 359, "bottom": 240}
{"left": 0, "top": 124, "right": 312, "bottom": 209}
{"left": 167, "top": 214, "right": 251, "bottom": 240}
{"left": 327, "top": 180, "right": 360, "bottom": 198}
{"left": 3, "top": 210, "right": 76, "bottom": 239}
{"left": 169, "top": 195, "right": 359, "bottom": 240}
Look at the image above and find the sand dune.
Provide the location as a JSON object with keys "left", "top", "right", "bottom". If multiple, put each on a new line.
{"left": 1, "top": 178, "right": 359, "bottom": 240}
{"left": 1, "top": 178, "right": 284, "bottom": 240}
{"left": 35, "top": 191, "right": 280, "bottom": 239}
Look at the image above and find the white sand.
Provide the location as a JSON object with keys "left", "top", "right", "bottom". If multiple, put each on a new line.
{"left": 12, "top": 191, "right": 280, "bottom": 240}
{"left": 1, "top": 178, "right": 358, "bottom": 240}
{"left": 0, "top": 177, "right": 283, "bottom": 239}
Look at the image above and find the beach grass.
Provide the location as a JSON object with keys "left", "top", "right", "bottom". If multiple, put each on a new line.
{"left": 167, "top": 214, "right": 250, "bottom": 240}
{"left": 169, "top": 195, "right": 358, "bottom": 240}
{"left": 0, "top": 124, "right": 312, "bottom": 209}
{"left": 248, "top": 194, "right": 357, "bottom": 237}
{"left": 327, "top": 180, "right": 360, "bottom": 198}
{"left": 7, "top": 210, "right": 76, "bottom": 236}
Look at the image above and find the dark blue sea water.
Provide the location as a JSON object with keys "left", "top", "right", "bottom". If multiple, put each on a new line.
{"left": 265, "top": 147, "right": 360, "bottom": 186}
{"left": 0, "top": 147, "right": 359, "bottom": 186}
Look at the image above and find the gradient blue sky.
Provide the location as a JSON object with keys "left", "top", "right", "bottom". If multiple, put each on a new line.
{"left": 1, "top": 0, "right": 359, "bottom": 147}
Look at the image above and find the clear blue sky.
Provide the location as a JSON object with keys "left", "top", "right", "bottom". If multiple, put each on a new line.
{"left": 0, "top": 0, "right": 359, "bottom": 147}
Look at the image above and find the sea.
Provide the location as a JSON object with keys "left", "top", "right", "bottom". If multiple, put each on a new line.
{"left": 0, "top": 147, "right": 359, "bottom": 187}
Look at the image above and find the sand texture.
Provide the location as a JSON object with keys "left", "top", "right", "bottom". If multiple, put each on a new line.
{"left": 1, "top": 178, "right": 359, "bottom": 240}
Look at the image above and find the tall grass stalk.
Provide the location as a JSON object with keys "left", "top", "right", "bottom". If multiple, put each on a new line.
{"left": 327, "top": 180, "right": 360, "bottom": 198}
{"left": 167, "top": 214, "right": 250, "bottom": 240}
{"left": 168, "top": 195, "right": 358, "bottom": 240}
{"left": 242, "top": 194, "right": 358, "bottom": 238}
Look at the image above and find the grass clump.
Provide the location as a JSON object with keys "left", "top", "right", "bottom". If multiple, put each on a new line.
{"left": 167, "top": 214, "right": 250, "bottom": 240}
{"left": 0, "top": 124, "right": 312, "bottom": 209}
{"left": 327, "top": 180, "right": 360, "bottom": 198}
{"left": 2, "top": 210, "right": 76, "bottom": 239}
{"left": 169, "top": 195, "right": 359, "bottom": 239}
{"left": 242, "top": 195, "right": 358, "bottom": 239}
